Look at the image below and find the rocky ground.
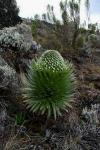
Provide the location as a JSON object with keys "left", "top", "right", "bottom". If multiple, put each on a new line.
{"left": 0, "top": 23, "right": 100, "bottom": 150}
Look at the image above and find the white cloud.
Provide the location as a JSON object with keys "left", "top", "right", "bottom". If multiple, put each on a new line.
{"left": 17, "top": 0, "right": 61, "bottom": 19}
{"left": 90, "top": 14, "right": 100, "bottom": 23}
{"left": 80, "top": 0, "right": 86, "bottom": 23}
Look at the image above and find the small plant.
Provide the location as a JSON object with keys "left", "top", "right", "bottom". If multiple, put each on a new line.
{"left": 88, "top": 34, "right": 97, "bottom": 42}
{"left": 23, "top": 50, "right": 75, "bottom": 119}
{"left": 0, "top": 25, "right": 31, "bottom": 52}
{"left": 31, "top": 20, "right": 38, "bottom": 36}
{"left": 75, "top": 35, "right": 85, "bottom": 49}
{"left": 15, "top": 113, "right": 25, "bottom": 125}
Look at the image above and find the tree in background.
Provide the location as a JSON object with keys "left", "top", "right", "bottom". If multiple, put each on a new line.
{"left": 34, "top": 14, "right": 40, "bottom": 21}
{"left": 88, "top": 23, "right": 99, "bottom": 34}
{"left": 32, "top": 0, "right": 91, "bottom": 51}
{"left": 0, "top": 0, "right": 21, "bottom": 29}
{"left": 85, "top": 0, "right": 90, "bottom": 27}
{"left": 49, "top": 0, "right": 82, "bottom": 49}
{"left": 42, "top": 13, "right": 47, "bottom": 22}
{"left": 68, "top": 0, "right": 80, "bottom": 48}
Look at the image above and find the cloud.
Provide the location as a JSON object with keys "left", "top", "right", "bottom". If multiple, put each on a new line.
{"left": 17, "top": 0, "right": 61, "bottom": 18}
{"left": 90, "top": 14, "right": 100, "bottom": 23}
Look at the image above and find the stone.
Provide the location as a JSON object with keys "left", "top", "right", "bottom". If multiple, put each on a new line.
{"left": 85, "top": 74, "right": 100, "bottom": 82}
{"left": 0, "top": 56, "right": 20, "bottom": 93}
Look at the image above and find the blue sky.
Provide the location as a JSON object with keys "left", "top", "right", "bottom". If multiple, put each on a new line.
{"left": 90, "top": 0, "right": 100, "bottom": 14}
{"left": 90, "top": 0, "right": 100, "bottom": 23}
{"left": 16, "top": 0, "right": 100, "bottom": 23}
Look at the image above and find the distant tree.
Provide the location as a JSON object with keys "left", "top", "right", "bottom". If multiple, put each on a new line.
{"left": 59, "top": 0, "right": 81, "bottom": 48}
{"left": 69, "top": 0, "right": 80, "bottom": 47}
{"left": 34, "top": 14, "right": 40, "bottom": 21}
{"left": 88, "top": 23, "right": 97, "bottom": 34}
{"left": 60, "top": 0, "right": 69, "bottom": 24}
{"left": 46, "top": 5, "right": 57, "bottom": 24}
{"left": 33, "top": 0, "right": 90, "bottom": 51}
{"left": 42, "top": 13, "right": 47, "bottom": 22}
{"left": 0, "top": 0, "right": 21, "bottom": 29}
{"left": 85, "top": 0, "right": 90, "bottom": 27}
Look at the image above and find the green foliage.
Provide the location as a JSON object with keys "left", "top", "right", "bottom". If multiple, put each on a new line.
{"left": 79, "top": 28, "right": 87, "bottom": 34}
{"left": 88, "top": 34, "right": 97, "bottom": 42}
{"left": 34, "top": 14, "right": 40, "bottom": 20}
{"left": 88, "top": 23, "right": 98, "bottom": 34}
{"left": 0, "top": 0, "right": 21, "bottom": 29}
{"left": 75, "top": 35, "right": 85, "bottom": 49}
{"left": 31, "top": 20, "right": 38, "bottom": 36}
{"left": 15, "top": 113, "right": 25, "bottom": 125}
{"left": 23, "top": 50, "right": 75, "bottom": 119}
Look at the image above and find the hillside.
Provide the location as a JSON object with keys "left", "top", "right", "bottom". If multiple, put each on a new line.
{"left": 0, "top": 20, "right": 100, "bottom": 150}
{"left": 0, "top": 0, "right": 100, "bottom": 149}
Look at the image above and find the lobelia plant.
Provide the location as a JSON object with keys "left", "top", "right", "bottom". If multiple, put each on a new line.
{"left": 23, "top": 50, "right": 76, "bottom": 119}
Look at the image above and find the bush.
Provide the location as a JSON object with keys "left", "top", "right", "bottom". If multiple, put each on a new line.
{"left": 0, "top": 0, "right": 21, "bottom": 29}
{"left": 23, "top": 50, "right": 75, "bottom": 119}
{"left": 0, "top": 25, "right": 31, "bottom": 52}
{"left": 75, "top": 35, "right": 85, "bottom": 49}
{"left": 0, "top": 28, "right": 24, "bottom": 50}
{"left": 88, "top": 34, "right": 100, "bottom": 49}
{"left": 31, "top": 20, "right": 38, "bottom": 36}
{"left": 88, "top": 34, "right": 97, "bottom": 42}
{"left": 41, "top": 34, "right": 62, "bottom": 51}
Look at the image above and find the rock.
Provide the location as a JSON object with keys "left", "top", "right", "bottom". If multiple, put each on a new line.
{"left": 82, "top": 104, "right": 100, "bottom": 124}
{"left": 0, "top": 101, "right": 7, "bottom": 138}
{"left": 85, "top": 74, "right": 100, "bottom": 82}
{"left": 85, "top": 74, "right": 100, "bottom": 89}
{"left": 0, "top": 56, "right": 20, "bottom": 93}
{"left": 0, "top": 99, "right": 10, "bottom": 150}
{"left": 18, "top": 58, "right": 31, "bottom": 72}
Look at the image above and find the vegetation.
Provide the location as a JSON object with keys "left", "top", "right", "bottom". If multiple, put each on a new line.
{"left": 23, "top": 50, "right": 75, "bottom": 119}
{"left": 1, "top": 0, "right": 100, "bottom": 149}
{"left": 31, "top": 0, "right": 92, "bottom": 51}
{"left": 0, "top": 26, "right": 30, "bottom": 52}
{"left": 75, "top": 34, "right": 85, "bottom": 50}
{"left": 31, "top": 20, "right": 39, "bottom": 36}
{"left": 15, "top": 113, "right": 25, "bottom": 125}
{"left": 0, "top": 0, "right": 21, "bottom": 29}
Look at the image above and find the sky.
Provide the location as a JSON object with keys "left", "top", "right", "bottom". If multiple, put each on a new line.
{"left": 16, "top": 0, "right": 100, "bottom": 24}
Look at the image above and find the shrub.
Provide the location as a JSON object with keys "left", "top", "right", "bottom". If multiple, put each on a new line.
{"left": 0, "top": 29, "right": 23, "bottom": 50}
{"left": 75, "top": 35, "right": 85, "bottom": 49}
{"left": 0, "top": 0, "right": 21, "bottom": 29}
{"left": 31, "top": 20, "right": 38, "bottom": 36}
{"left": 88, "top": 34, "right": 97, "bottom": 42}
{"left": 0, "top": 25, "right": 31, "bottom": 52}
{"left": 41, "top": 34, "right": 62, "bottom": 51}
{"left": 88, "top": 34, "right": 100, "bottom": 48}
{"left": 23, "top": 50, "right": 75, "bottom": 119}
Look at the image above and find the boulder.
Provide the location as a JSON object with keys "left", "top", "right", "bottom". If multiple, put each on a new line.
{"left": 85, "top": 74, "right": 100, "bottom": 82}
{"left": 0, "top": 56, "right": 20, "bottom": 93}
